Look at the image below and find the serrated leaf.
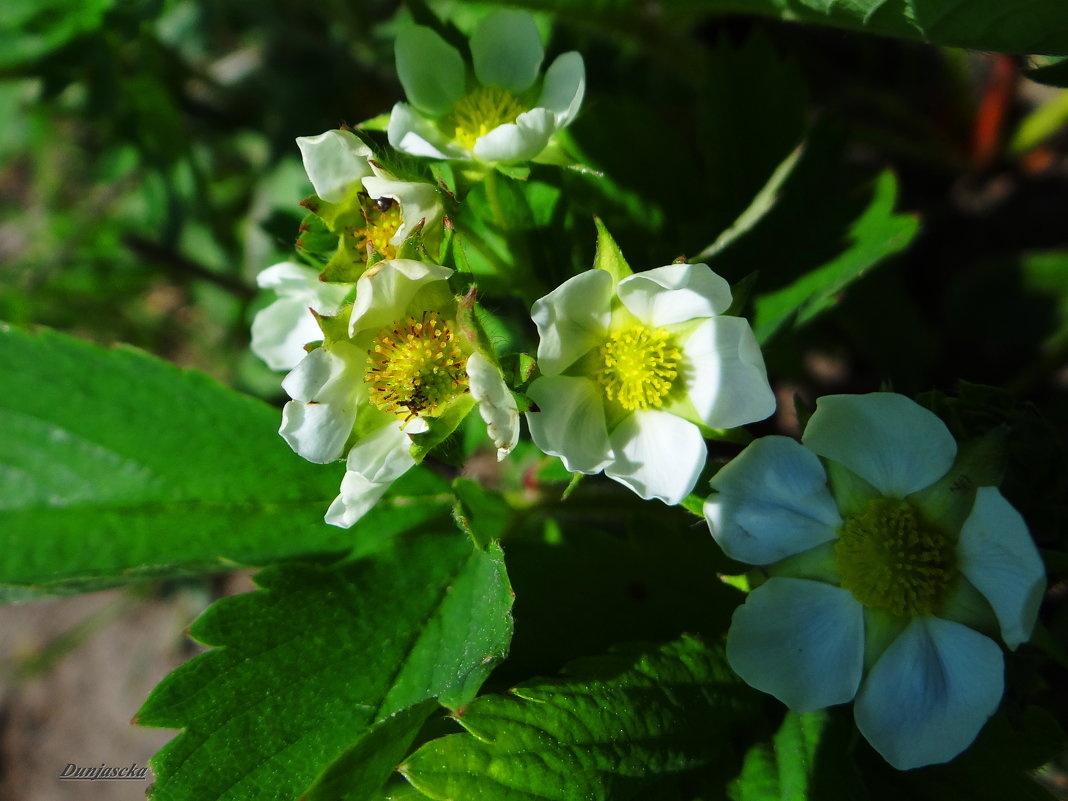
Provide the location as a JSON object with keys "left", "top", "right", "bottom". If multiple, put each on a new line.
{"left": 748, "top": 169, "right": 918, "bottom": 343}
{"left": 0, "top": 325, "right": 453, "bottom": 596}
{"left": 486, "top": 0, "right": 1068, "bottom": 56}
{"left": 729, "top": 710, "right": 868, "bottom": 801}
{"left": 400, "top": 636, "right": 756, "bottom": 801}
{"left": 136, "top": 531, "right": 514, "bottom": 801}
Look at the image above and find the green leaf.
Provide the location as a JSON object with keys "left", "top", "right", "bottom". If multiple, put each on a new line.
{"left": 136, "top": 531, "right": 514, "bottom": 801}
{"left": 0, "top": 324, "right": 453, "bottom": 596}
{"left": 747, "top": 169, "right": 919, "bottom": 343}
{"left": 0, "top": 0, "right": 115, "bottom": 71}
{"left": 729, "top": 710, "right": 869, "bottom": 801}
{"left": 490, "top": 0, "right": 1068, "bottom": 56}
{"left": 304, "top": 702, "right": 439, "bottom": 801}
{"left": 401, "top": 636, "right": 757, "bottom": 801}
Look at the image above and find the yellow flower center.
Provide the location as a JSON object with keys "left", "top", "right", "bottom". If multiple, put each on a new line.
{"left": 836, "top": 498, "right": 953, "bottom": 617}
{"left": 365, "top": 312, "right": 468, "bottom": 424}
{"left": 353, "top": 196, "right": 402, "bottom": 261}
{"left": 448, "top": 86, "right": 526, "bottom": 151}
{"left": 594, "top": 325, "right": 681, "bottom": 411}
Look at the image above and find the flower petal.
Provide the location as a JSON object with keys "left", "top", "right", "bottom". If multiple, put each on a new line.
{"left": 394, "top": 26, "right": 465, "bottom": 117}
{"left": 387, "top": 102, "right": 455, "bottom": 160}
{"left": 957, "top": 487, "right": 1046, "bottom": 649}
{"left": 616, "top": 262, "right": 733, "bottom": 327}
{"left": 802, "top": 393, "right": 957, "bottom": 498}
{"left": 706, "top": 436, "right": 842, "bottom": 565}
{"left": 470, "top": 8, "right": 543, "bottom": 94}
{"left": 538, "top": 51, "right": 585, "bottom": 126}
{"left": 604, "top": 410, "right": 705, "bottom": 504}
{"left": 526, "top": 375, "right": 612, "bottom": 474}
{"left": 278, "top": 343, "right": 363, "bottom": 463}
{"left": 296, "top": 129, "right": 372, "bottom": 203}
{"left": 727, "top": 577, "right": 864, "bottom": 712}
{"left": 324, "top": 422, "right": 415, "bottom": 528}
{"left": 250, "top": 297, "right": 324, "bottom": 372}
{"left": 681, "top": 316, "right": 775, "bottom": 430}
{"left": 361, "top": 173, "right": 443, "bottom": 246}
{"left": 531, "top": 268, "right": 613, "bottom": 375}
{"left": 472, "top": 108, "right": 555, "bottom": 163}
{"left": 854, "top": 616, "right": 1004, "bottom": 770}
{"left": 349, "top": 260, "right": 453, "bottom": 338}
{"left": 467, "top": 352, "right": 520, "bottom": 460}
{"left": 251, "top": 262, "right": 351, "bottom": 371}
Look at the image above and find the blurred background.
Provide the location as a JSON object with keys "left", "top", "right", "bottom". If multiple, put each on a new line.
{"left": 2, "top": 0, "right": 1067, "bottom": 798}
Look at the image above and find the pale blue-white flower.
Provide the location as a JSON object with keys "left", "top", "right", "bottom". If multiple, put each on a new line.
{"left": 526, "top": 262, "right": 775, "bottom": 505}
{"left": 704, "top": 392, "right": 1046, "bottom": 770}
{"left": 279, "top": 260, "right": 519, "bottom": 528}
{"left": 388, "top": 9, "right": 584, "bottom": 164}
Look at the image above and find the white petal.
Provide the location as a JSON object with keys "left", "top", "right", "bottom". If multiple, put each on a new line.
{"left": 346, "top": 421, "right": 415, "bottom": 483}
{"left": 467, "top": 352, "right": 519, "bottom": 460}
{"left": 802, "top": 393, "right": 957, "bottom": 498}
{"left": 526, "top": 375, "right": 612, "bottom": 474}
{"left": 250, "top": 297, "right": 324, "bottom": 372}
{"left": 957, "top": 487, "right": 1046, "bottom": 649}
{"left": 706, "top": 436, "right": 842, "bottom": 565}
{"left": 472, "top": 108, "right": 555, "bottom": 163}
{"left": 255, "top": 261, "right": 321, "bottom": 291}
{"left": 387, "top": 102, "right": 455, "bottom": 159}
{"left": 296, "top": 129, "right": 372, "bottom": 203}
{"left": 681, "top": 316, "right": 775, "bottom": 430}
{"left": 323, "top": 425, "right": 412, "bottom": 528}
{"left": 531, "top": 268, "right": 613, "bottom": 375}
{"left": 470, "top": 8, "right": 543, "bottom": 94}
{"left": 616, "top": 262, "right": 733, "bottom": 327}
{"left": 537, "top": 51, "right": 585, "bottom": 126}
{"left": 604, "top": 410, "right": 705, "bottom": 505}
{"left": 361, "top": 174, "right": 443, "bottom": 246}
{"left": 855, "top": 616, "right": 1004, "bottom": 770}
{"left": 394, "top": 26, "right": 465, "bottom": 117}
{"left": 278, "top": 343, "right": 364, "bottom": 463}
{"left": 251, "top": 263, "right": 351, "bottom": 371}
{"left": 727, "top": 578, "right": 864, "bottom": 712}
{"left": 349, "top": 260, "right": 453, "bottom": 338}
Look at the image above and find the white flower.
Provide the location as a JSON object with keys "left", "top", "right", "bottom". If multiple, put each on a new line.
{"left": 250, "top": 130, "right": 444, "bottom": 371}
{"left": 387, "top": 9, "right": 584, "bottom": 163}
{"left": 704, "top": 393, "right": 1047, "bottom": 770}
{"left": 279, "top": 260, "right": 519, "bottom": 528}
{"left": 526, "top": 263, "right": 775, "bottom": 505}
{"left": 297, "top": 128, "right": 443, "bottom": 251}
{"left": 250, "top": 262, "right": 351, "bottom": 371}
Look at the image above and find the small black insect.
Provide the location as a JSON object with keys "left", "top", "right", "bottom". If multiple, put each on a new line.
{"left": 375, "top": 197, "right": 396, "bottom": 213}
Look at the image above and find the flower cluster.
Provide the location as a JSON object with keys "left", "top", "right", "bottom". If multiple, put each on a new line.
{"left": 249, "top": 6, "right": 1047, "bottom": 774}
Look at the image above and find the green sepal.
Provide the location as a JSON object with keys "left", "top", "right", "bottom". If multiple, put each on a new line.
{"left": 358, "top": 112, "right": 391, "bottom": 132}
{"left": 396, "top": 218, "right": 430, "bottom": 261}
{"left": 494, "top": 162, "right": 530, "bottom": 181}
{"left": 295, "top": 208, "right": 339, "bottom": 267}
{"left": 454, "top": 288, "right": 499, "bottom": 364}
{"left": 907, "top": 428, "right": 1008, "bottom": 541}
{"left": 499, "top": 351, "right": 537, "bottom": 388}
{"left": 823, "top": 458, "right": 881, "bottom": 518}
{"left": 314, "top": 304, "right": 354, "bottom": 348}
{"left": 408, "top": 394, "right": 477, "bottom": 464}
{"left": 509, "top": 390, "right": 535, "bottom": 414}
{"left": 723, "top": 271, "right": 759, "bottom": 317}
{"left": 314, "top": 190, "right": 384, "bottom": 284}
{"left": 592, "top": 217, "right": 633, "bottom": 284}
